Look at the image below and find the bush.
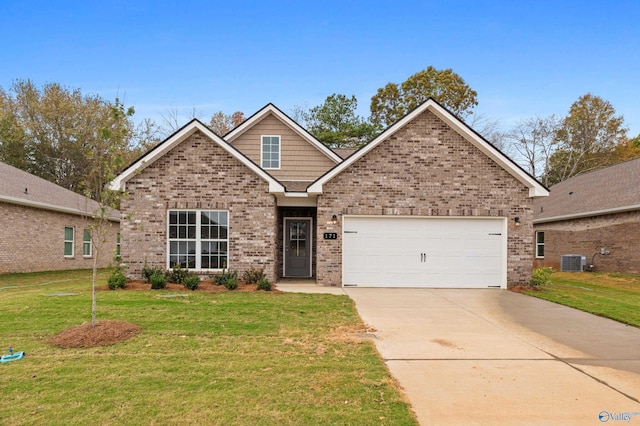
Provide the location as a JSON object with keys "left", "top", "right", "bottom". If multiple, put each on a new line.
{"left": 166, "top": 264, "right": 189, "bottom": 284}
{"left": 257, "top": 277, "right": 272, "bottom": 291}
{"left": 183, "top": 275, "right": 200, "bottom": 291}
{"left": 242, "top": 267, "right": 266, "bottom": 284}
{"left": 223, "top": 271, "right": 238, "bottom": 290}
{"left": 211, "top": 268, "right": 238, "bottom": 290}
{"left": 531, "top": 267, "right": 553, "bottom": 286}
{"left": 142, "top": 262, "right": 164, "bottom": 283}
{"left": 150, "top": 271, "right": 166, "bottom": 289}
{"left": 107, "top": 269, "right": 127, "bottom": 290}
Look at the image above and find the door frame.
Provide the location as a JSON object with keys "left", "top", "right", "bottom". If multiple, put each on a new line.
{"left": 283, "top": 217, "right": 313, "bottom": 278}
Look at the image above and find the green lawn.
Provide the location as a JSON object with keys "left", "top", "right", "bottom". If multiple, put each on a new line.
{"left": 523, "top": 271, "right": 640, "bottom": 327}
{"left": 0, "top": 270, "right": 417, "bottom": 425}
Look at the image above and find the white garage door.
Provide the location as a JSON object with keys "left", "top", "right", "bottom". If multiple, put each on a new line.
{"left": 342, "top": 216, "right": 506, "bottom": 288}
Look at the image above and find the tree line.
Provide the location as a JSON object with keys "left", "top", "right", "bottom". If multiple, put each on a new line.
{"left": 1, "top": 71, "right": 638, "bottom": 206}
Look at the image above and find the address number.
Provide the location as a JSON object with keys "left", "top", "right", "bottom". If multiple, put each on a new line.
{"left": 323, "top": 233, "right": 338, "bottom": 240}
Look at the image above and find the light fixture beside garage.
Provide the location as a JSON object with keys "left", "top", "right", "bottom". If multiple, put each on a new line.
{"left": 514, "top": 217, "right": 521, "bottom": 226}
{"left": 331, "top": 214, "right": 338, "bottom": 225}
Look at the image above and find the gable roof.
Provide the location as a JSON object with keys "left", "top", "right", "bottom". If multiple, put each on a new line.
{"left": 224, "top": 103, "right": 343, "bottom": 164}
{"left": 534, "top": 157, "right": 640, "bottom": 224}
{"left": 109, "top": 119, "right": 286, "bottom": 193}
{"left": 308, "top": 98, "right": 548, "bottom": 198}
{"left": 0, "top": 161, "right": 119, "bottom": 221}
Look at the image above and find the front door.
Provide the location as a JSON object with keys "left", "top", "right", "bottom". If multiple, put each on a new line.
{"left": 284, "top": 218, "right": 312, "bottom": 277}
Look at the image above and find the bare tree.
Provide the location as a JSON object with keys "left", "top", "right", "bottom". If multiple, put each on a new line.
{"left": 469, "top": 114, "right": 510, "bottom": 154}
{"left": 508, "top": 115, "right": 561, "bottom": 185}
{"left": 160, "top": 107, "right": 204, "bottom": 136}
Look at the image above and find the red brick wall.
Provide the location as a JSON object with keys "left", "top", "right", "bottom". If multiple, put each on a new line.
{"left": 316, "top": 110, "right": 534, "bottom": 287}
{"left": 0, "top": 202, "right": 119, "bottom": 273}
{"left": 533, "top": 210, "right": 640, "bottom": 273}
{"left": 120, "top": 130, "right": 278, "bottom": 281}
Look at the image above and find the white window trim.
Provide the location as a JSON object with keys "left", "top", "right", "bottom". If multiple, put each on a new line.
{"left": 64, "top": 226, "right": 75, "bottom": 258}
{"left": 166, "top": 209, "right": 230, "bottom": 271}
{"left": 535, "top": 231, "right": 545, "bottom": 259}
{"left": 261, "top": 135, "right": 281, "bottom": 170}
{"left": 83, "top": 229, "right": 92, "bottom": 258}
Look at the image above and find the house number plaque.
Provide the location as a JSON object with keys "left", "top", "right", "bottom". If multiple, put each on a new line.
{"left": 323, "top": 233, "right": 338, "bottom": 240}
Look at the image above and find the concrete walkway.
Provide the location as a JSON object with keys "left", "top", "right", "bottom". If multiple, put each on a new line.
{"left": 277, "top": 283, "right": 640, "bottom": 425}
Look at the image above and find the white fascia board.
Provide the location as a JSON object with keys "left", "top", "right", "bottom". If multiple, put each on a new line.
{"left": 225, "top": 104, "right": 342, "bottom": 164}
{"left": 0, "top": 195, "right": 120, "bottom": 222}
{"left": 109, "top": 120, "right": 285, "bottom": 194}
{"left": 309, "top": 99, "right": 549, "bottom": 198}
{"left": 533, "top": 204, "right": 640, "bottom": 224}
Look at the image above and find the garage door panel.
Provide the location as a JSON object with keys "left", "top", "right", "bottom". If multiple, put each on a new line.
{"left": 343, "top": 217, "right": 505, "bottom": 288}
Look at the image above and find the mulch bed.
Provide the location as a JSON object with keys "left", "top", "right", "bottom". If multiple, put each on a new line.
{"left": 50, "top": 320, "right": 142, "bottom": 348}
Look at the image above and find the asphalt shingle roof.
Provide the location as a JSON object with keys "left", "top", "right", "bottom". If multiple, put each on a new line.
{"left": 534, "top": 157, "right": 640, "bottom": 222}
{"left": 0, "top": 161, "right": 119, "bottom": 221}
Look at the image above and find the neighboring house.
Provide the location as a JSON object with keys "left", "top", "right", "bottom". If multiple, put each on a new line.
{"left": 110, "top": 100, "right": 547, "bottom": 288}
{"left": 533, "top": 158, "right": 640, "bottom": 273}
{"left": 0, "top": 161, "right": 120, "bottom": 274}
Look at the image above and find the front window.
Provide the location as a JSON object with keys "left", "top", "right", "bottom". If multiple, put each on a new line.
{"left": 116, "top": 233, "right": 121, "bottom": 259}
{"left": 535, "top": 231, "right": 545, "bottom": 258}
{"left": 64, "top": 227, "right": 74, "bottom": 257}
{"left": 168, "top": 210, "right": 229, "bottom": 270}
{"left": 83, "top": 229, "right": 92, "bottom": 257}
{"left": 261, "top": 135, "right": 280, "bottom": 169}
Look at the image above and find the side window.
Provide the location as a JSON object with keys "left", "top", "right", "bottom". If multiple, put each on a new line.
{"left": 83, "top": 229, "right": 92, "bottom": 257}
{"left": 261, "top": 135, "right": 280, "bottom": 169}
{"left": 116, "top": 233, "right": 121, "bottom": 258}
{"left": 64, "top": 226, "right": 75, "bottom": 257}
{"left": 535, "top": 231, "right": 545, "bottom": 258}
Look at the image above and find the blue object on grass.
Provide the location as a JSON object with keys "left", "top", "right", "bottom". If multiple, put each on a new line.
{"left": 1, "top": 347, "right": 25, "bottom": 363}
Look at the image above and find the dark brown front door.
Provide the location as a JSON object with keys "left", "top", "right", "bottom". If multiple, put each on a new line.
{"left": 284, "top": 219, "right": 312, "bottom": 277}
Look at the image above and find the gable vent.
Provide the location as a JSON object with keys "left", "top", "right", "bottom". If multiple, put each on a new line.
{"left": 560, "top": 255, "right": 586, "bottom": 272}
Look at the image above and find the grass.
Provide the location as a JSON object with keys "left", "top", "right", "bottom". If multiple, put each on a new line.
{"left": 523, "top": 271, "right": 640, "bottom": 327}
{"left": 0, "top": 270, "right": 417, "bottom": 425}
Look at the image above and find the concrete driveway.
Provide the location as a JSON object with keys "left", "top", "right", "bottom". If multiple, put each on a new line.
{"left": 342, "top": 288, "right": 640, "bottom": 425}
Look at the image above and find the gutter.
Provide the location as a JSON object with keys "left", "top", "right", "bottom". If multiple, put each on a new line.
{"left": 0, "top": 195, "right": 120, "bottom": 222}
{"left": 533, "top": 203, "right": 640, "bottom": 224}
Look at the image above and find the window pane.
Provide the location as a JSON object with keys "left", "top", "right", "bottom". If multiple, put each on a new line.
{"left": 169, "top": 211, "right": 178, "bottom": 224}
{"left": 169, "top": 225, "right": 177, "bottom": 239}
{"left": 64, "top": 241, "right": 73, "bottom": 256}
{"left": 187, "top": 225, "right": 196, "bottom": 239}
{"left": 65, "top": 227, "right": 74, "bottom": 240}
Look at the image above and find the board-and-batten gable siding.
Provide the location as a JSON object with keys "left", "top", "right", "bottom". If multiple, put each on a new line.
{"left": 315, "top": 109, "right": 533, "bottom": 287}
{"left": 119, "top": 130, "right": 278, "bottom": 281}
{"left": 228, "top": 113, "right": 336, "bottom": 181}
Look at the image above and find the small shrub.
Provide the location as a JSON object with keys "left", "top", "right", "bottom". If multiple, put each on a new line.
{"left": 150, "top": 271, "right": 166, "bottom": 289}
{"left": 242, "top": 267, "right": 266, "bottom": 284}
{"left": 257, "top": 277, "right": 272, "bottom": 291}
{"left": 107, "top": 269, "right": 127, "bottom": 290}
{"left": 211, "top": 268, "right": 238, "bottom": 289}
{"left": 531, "top": 267, "right": 553, "bottom": 287}
{"left": 223, "top": 270, "right": 239, "bottom": 290}
{"left": 142, "top": 262, "right": 164, "bottom": 283}
{"left": 183, "top": 275, "right": 200, "bottom": 291}
{"left": 166, "top": 264, "right": 189, "bottom": 284}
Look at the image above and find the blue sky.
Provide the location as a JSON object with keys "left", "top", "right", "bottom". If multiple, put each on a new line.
{"left": 2, "top": 0, "right": 639, "bottom": 136}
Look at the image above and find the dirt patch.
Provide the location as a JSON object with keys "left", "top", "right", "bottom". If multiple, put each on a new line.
{"left": 50, "top": 320, "right": 142, "bottom": 348}
{"left": 510, "top": 285, "right": 542, "bottom": 293}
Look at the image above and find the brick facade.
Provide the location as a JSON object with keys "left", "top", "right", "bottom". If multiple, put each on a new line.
{"left": 316, "top": 110, "right": 533, "bottom": 288}
{"left": 120, "top": 130, "right": 278, "bottom": 281}
{"left": 0, "top": 202, "right": 119, "bottom": 273}
{"left": 533, "top": 210, "right": 640, "bottom": 273}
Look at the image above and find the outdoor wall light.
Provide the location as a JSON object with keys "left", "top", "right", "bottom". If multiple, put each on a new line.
{"left": 331, "top": 214, "right": 338, "bottom": 225}
{"left": 514, "top": 217, "right": 521, "bottom": 226}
